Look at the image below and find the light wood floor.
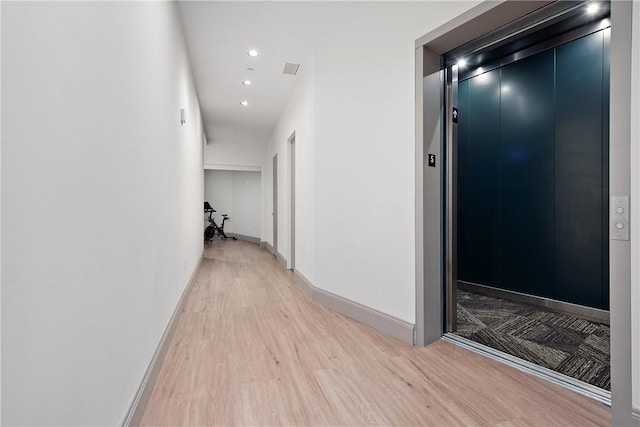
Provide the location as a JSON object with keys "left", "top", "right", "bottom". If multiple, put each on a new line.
{"left": 140, "top": 239, "right": 610, "bottom": 426}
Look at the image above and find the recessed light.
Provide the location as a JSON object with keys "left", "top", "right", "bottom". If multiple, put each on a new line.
{"left": 457, "top": 58, "right": 467, "bottom": 68}
{"left": 247, "top": 49, "right": 258, "bottom": 57}
{"left": 243, "top": 80, "right": 252, "bottom": 86}
{"left": 240, "top": 101, "right": 249, "bottom": 106}
{"left": 586, "top": 3, "right": 600, "bottom": 14}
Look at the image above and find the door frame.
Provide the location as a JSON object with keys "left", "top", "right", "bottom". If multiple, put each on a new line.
{"left": 288, "top": 132, "right": 296, "bottom": 270}
{"left": 414, "top": 1, "right": 634, "bottom": 424}
{"left": 273, "top": 154, "right": 278, "bottom": 256}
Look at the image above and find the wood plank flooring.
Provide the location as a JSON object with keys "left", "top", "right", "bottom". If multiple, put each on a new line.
{"left": 140, "top": 239, "right": 610, "bottom": 426}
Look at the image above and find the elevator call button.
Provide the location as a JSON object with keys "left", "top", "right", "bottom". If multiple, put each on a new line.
{"left": 611, "top": 196, "right": 630, "bottom": 241}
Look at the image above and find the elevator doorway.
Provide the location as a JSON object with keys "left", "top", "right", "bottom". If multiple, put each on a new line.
{"left": 443, "top": 3, "right": 612, "bottom": 395}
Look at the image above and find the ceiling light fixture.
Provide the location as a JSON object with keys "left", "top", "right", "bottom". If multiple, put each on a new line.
{"left": 457, "top": 58, "right": 467, "bottom": 68}
{"left": 247, "top": 49, "right": 258, "bottom": 57}
{"left": 243, "top": 80, "right": 252, "bottom": 86}
{"left": 240, "top": 101, "right": 249, "bottom": 106}
{"left": 586, "top": 3, "right": 600, "bottom": 14}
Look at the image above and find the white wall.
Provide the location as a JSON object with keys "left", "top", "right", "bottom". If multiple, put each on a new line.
{"left": 264, "top": 53, "right": 316, "bottom": 277}
{"left": 232, "top": 171, "right": 262, "bottom": 239}
{"left": 631, "top": 0, "right": 640, "bottom": 412}
{"left": 205, "top": 170, "right": 261, "bottom": 239}
{"left": 263, "top": 2, "right": 476, "bottom": 323}
{"left": 203, "top": 124, "right": 266, "bottom": 169}
{"left": 1, "top": 2, "right": 204, "bottom": 425}
{"left": 205, "top": 170, "right": 233, "bottom": 230}
{"left": 0, "top": 3, "right": 3, "bottom": 421}
{"left": 204, "top": 140, "right": 265, "bottom": 168}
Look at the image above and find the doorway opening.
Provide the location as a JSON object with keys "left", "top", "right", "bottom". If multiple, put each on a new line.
{"left": 289, "top": 132, "right": 296, "bottom": 270}
{"left": 442, "top": 2, "right": 612, "bottom": 397}
{"left": 203, "top": 168, "right": 262, "bottom": 243}
{"left": 273, "top": 154, "right": 278, "bottom": 256}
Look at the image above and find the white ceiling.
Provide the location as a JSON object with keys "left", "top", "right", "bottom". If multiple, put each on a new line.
{"left": 178, "top": 2, "right": 327, "bottom": 144}
{"left": 178, "top": 2, "right": 479, "bottom": 145}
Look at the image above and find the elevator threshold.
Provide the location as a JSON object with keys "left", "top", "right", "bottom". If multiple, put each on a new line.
{"left": 442, "top": 333, "right": 611, "bottom": 405}
{"left": 458, "top": 281, "right": 609, "bottom": 325}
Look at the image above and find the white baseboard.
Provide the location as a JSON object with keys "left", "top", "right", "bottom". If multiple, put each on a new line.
{"left": 121, "top": 252, "right": 204, "bottom": 426}
{"left": 227, "top": 233, "right": 260, "bottom": 244}
{"left": 259, "top": 243, "right": 284, "bottom": 265}
{"left": 294, "top": 268, "right": 314, "bottom": 299}
{"left": 293, "top": 269, "right": 415, "bottom": 345}
{"left": 261, "top": 242, "right": 284, "bottom": 269}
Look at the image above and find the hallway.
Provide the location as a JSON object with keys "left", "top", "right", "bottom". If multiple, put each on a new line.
{"left": 140, "top": 240, "right": 609, "bottom": 426}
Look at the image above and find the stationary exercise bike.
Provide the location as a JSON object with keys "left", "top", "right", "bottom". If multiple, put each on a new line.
{"left": 204, "top": 202, "right": 237, "bottom": 242}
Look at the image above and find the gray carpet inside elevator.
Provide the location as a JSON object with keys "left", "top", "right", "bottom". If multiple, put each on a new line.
{"left": 455, "top": 290, "right": 610, "bottom": 390}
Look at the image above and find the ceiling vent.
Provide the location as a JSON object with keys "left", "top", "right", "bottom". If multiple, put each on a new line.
{"left": 283, "top": 62, "right": 300, "bottom": 76}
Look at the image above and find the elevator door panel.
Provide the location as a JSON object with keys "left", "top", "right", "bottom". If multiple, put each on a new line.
{"left": 456, "top": 29, "right": 610, "bottom": 310}
{"left": 499, "top": 50, "right": 556, "bottom": 298}
{"left": 466, "top": 70, "right": 501, "bottom": 286}
{"left": 555, "top": 32, "right": 606, "bottom": 308}
{"left": 602, "top": 29, "right": 610, "bottom": 309}
{"left": 457, "top": 79, "right": 471, "bottom": 283}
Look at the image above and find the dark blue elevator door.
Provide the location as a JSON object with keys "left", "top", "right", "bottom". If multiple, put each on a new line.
{"left": 499, "top": 50, "right": 556, "bottom": 298}
{"left": 456, "top": 30, "right": 609, "bottom": 310}
{"left": 457, "top": 71, "right": 501, "bottom": 288}
{"left": 554, "top": 31, "right": 607, "bottom": 308}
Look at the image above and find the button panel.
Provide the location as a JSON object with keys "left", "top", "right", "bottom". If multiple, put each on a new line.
{"left": 611, "top": 196, "right": 630, "bottom": 241}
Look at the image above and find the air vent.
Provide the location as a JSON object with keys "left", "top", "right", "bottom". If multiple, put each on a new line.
{"left": 283, "top": 62, "right": 300, "bottom": 76}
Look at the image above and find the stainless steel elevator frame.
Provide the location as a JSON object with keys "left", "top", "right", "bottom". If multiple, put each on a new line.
{"left": 444, "top": 65, "right": 457, "bottom": 333}
{"left": 415, "top": 1, "right": 635, "bottom": 424}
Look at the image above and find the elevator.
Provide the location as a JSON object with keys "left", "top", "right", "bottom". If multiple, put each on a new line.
{"left": 442, "top": 2, "right": 613, "bottom": 393}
